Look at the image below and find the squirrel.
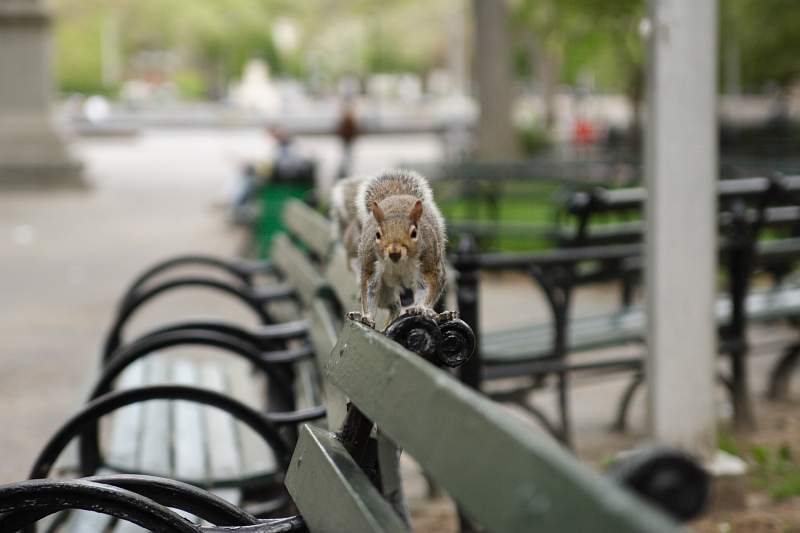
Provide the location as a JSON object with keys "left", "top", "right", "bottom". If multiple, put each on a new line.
{"left": 352, "top": 169, "right": 447, "bottom": 328}
{"left": 329, "top": 175, "right": 366, "bottom": 271}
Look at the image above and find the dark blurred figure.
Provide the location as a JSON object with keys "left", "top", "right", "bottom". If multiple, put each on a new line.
{"left": 336, "top": 101, "right": 359, "bottom": 179}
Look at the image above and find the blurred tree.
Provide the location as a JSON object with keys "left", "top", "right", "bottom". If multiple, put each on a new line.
{"left": 721, "top": 0, "right": 800, "bottom": 92}
{"left": 512, "top": 0, "right": 644, "bottom": 132}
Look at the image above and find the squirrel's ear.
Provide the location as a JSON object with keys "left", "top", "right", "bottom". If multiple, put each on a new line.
{"left": 409, "top": 199, "right": 423, "bottom": 222}
{"left": 370, "top": 201, "right": 385, "bottom": 223}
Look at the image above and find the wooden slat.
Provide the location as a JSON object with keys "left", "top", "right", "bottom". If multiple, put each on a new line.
{"left": 282, "top": 199, "right": 334, "bottom": 259}
{"left": 285, "top": 425, "right": 409, "bottom": 533}
{"left": 172, "top": 361, "right": 207, "bottom": 486}
{"left": 271, "top": 233, "right": 328, "bottom": 307}
{"left": 327, "top": 321, "right": 680, "bottom": 533}
{"left": 323, "top": 245, "right": 359, "bottom": 313}
{"left": 138, "top": 359, "right": 172, "bottom": 477}
{"left": 226, "top": 364, "right": 278, "bottom": 478}
{"left": 200, "top": 363, "right": 243, "bottom": 506}
{"left": 293, "top": 358, "right": 321, "bottom": 411}
{"left": 106, "top": 360, "right": 148, "bottom": 470}
{"left": 63, "top": 509, "right": 114, "bottom": 533}
{"left": 63, "top": 363, "right": 151, "bottom": 533}
{"left": 309, "top": 298, "right": 348, "bottom": 429}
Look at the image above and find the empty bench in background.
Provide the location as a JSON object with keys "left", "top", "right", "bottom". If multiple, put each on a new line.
{"left": 453, "top": 174, "right": 800, "bottom": 446}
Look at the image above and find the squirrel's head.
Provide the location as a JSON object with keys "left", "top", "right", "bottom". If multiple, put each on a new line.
{"left": 370, "top": 198, "right": 422, "bottom": 264}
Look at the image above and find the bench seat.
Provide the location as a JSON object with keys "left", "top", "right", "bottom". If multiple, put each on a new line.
{"left": 57, "top": 357, "right": 277, "bottom": 532}
{"left": 481, "top": 285, "right": 800, "bottom": 371}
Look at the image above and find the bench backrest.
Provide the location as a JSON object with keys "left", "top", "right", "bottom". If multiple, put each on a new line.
{"left": 285, "top": 320, "right": 679, "bottom": 533}
{"left": 564, "top": 175, "right": 800, "bottom": 247}
{"left": 282, "top": 200, "right": 334, "bottom": 259}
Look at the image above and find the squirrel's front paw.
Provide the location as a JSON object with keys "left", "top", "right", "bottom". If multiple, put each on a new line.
{"left": 346, "top": 311, "right": 376, "bottom": 329}
{"left": 402, "top": 306, "right": 438, "bottom": 320}
{"left": 434, "top": 310, "right": 459, "bottom": 324}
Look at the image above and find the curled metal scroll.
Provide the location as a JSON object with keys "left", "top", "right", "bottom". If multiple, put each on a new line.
{"left": 384, "top": 312, "right": 476, "bottom": 368}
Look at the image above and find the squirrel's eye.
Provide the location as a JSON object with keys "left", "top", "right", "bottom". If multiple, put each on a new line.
{"left": 375, "top": 231, "right": 382, "bottom": 240}
{"left": 410, "top": 227, "right": 417, "bottom": 239}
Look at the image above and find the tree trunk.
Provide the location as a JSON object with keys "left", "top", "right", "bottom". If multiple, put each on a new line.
{"left": 472, "top": 0, "right": 517, "bottom": 159}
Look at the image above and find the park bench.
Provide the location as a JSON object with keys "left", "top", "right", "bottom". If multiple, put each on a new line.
{"left": 0, "top": 314, "right": 711, "bottom": 532}
{"left": 4, "top": 199, "right": 343, "bottom": 532}
{"left": 454, "top": 174, "right": 800, "bottom": 445}
{"left": 0, "top": 196, "right": 716, "bottom": 532}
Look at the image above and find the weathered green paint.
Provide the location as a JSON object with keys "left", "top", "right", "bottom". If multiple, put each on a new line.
{"left": 309, "top": 297, "right": 348, "bottom": 430}
{"left": 484, "top": 286, "right": 800, "bottom": 364}
{"left": 285, "top": 425, "right": 409, "bottom": 533}
{"left": 327, "top": 321, "right": 682, "bottom": 533}
{"left": 271, "top": 233, "right": 329, "bottom": 307}
{"left": 323, "top": 245, "right": 360, "bottom": 313}
{"left": 283, "top": 200, "right": 334, "bottom": 259}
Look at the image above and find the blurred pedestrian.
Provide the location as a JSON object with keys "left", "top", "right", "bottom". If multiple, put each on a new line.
{"left": 336, "top": 101, "right": 359, "bottom": 179}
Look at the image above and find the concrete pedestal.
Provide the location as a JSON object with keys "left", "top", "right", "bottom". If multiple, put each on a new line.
{"left": 0, "top": 0, "right": 84, "bottom": 189}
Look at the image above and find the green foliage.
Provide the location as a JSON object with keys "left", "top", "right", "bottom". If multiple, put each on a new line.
{"left": 53, "top": 9, "right": 109, "bottom": 95}
{"left": 721, "top": 0, "right": 800, "bottom": 90}
{"left": 742, "top": 442, "right": 800, "bottom": 501}
{"left": 518, "top": 122, "right": 551, "bottom": 156}
{"left": 173, "top": 70, "right": 206, "bottom": 100}
{"left": 718, "top": 426, "right": 742, "bottom": 457}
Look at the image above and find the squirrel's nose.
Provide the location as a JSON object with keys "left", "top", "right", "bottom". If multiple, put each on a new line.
{"left": 389, "top": 251, "right": 401, "bottom": 262}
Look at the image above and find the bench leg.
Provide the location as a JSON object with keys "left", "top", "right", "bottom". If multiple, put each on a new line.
{"left": 768, "top": 343, "right": 800, "bottom": 401}
{"left": 557, "top": 371, "right": 572, "bottom": 448}
{"left": 612, "top": 372, "right": 644, "bottom": 433}
{"left": 729, "top": 346, "right": 756, "bottom": 429}
{"left": 489, "top": 388, "right": 562, "bottom": 443}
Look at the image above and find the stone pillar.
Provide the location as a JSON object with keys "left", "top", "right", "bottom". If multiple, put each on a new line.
{"left": 472, "top": 0, "right": 517, "bottom": 159}
{"left": 0, "top": 0, "right": 83, "bottom": 189}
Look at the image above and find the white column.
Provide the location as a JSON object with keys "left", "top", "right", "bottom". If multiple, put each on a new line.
{"left": 0, "top": 0, "right": 83, "bottom": 189}
{"left": 645, "top": 0, "right": 718, "bottom": 457}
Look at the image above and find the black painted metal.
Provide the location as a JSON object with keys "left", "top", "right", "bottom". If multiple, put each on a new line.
{"left": 0, "top": 479, "right": 201, "bottom": 533}
{"left": 95, "top": 329, "right": 296, "bottom": 402}
{"left": 383, "top": 315, "right": 441, "bottom": 362}
{"left": 455, "top": 235, "right": 482, "bottom": 390}
{"left": 204, "top": 517, "right": 308, "bottom": 533}
{"left": 103, "top": 276, "right": 294, "bottom": 362}
{"left": 125, "top": 322, "right": 315, "bottom": 366}
{"left": 606, "top": 448, "right": 710, "bottom": 523}
{"left": 2, "top": 474, "right": 260, "bottom": 530}
{"left": 132, "top": 319, "right": 309, "bottom": 349}
{"left": 767, "top": 342, "right": 800, "bottom": 400}
{"left": 119, "top": 254, "right": 262, "bottom": 310}
{"left": 26, "top": 385, "right": 293, "bottom": 480}
{"left": 436, "top": 318, "right": 476, "bottom": 368}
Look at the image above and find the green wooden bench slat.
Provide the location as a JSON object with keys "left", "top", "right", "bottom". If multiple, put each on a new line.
{"left": 282, "top": 199, "right": 334, "bottom": 259}
{"left": 139, "top": 359, "right": 172, "bottom": 477}
{"left": 172, "top": 361, "right": 207, "bottom": 488}
{"left": 106, "top": 360, "right": 148, "bottom": 471}
{"left": 309, "top": 297, "right": 348, "bottom": 430}
{"left": 201, "top": 364, "right": 244, "bottom": 506}
{"left": 294, "top": 358, "right": 322, "bottom": 411}
{"left": 226, "top": 364, "right": 278, "bottom": 479}
{"left": 285, "top": 425, "right": 409, "bottom": 533}
{"left": 271, "top": 233, "right": 328, "bottom": 307}
{"left": 482, "top": 286, "right": 800, "bottom": 365}
{"left": 323, "top": 244, "right": 359, "bottom": 313}
{"left": 63, "top": 508, "right": 115, "bottom": 533}
{"left": 326, "top": 321, "right": 679, "bottom": 533}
